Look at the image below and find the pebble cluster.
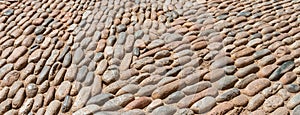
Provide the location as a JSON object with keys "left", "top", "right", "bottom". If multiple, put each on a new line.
{"left": 1, "top": 0, "right": 300, "bottom": 114}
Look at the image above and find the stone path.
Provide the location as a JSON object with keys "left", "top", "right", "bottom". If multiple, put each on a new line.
{"left": 1, "top": 0, "right": 300, "bottom": 114}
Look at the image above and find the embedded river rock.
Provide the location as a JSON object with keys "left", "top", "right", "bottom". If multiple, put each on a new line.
{"left": 1, "top": 0, "right": 300, "bottom": 114}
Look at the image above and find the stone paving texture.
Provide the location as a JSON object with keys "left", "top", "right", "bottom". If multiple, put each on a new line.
{"left": 1, "top": 0, "right": 300, "bottom": 114}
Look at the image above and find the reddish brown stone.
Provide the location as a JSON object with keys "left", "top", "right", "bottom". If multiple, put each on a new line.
{"left": 242, "top": 78, "right": 271, "bottom": 96}
{"left": 124, "top": 97, "right": 152, "bottom": 110}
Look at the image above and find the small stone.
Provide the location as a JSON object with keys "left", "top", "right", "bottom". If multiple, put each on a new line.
{"left": 164, "top": 91, "right": 185, "bottom": 104}
{"left": 231, "top": 47, "right": 255, "bottom": 59}
{"left": 190, "top": 96, "right": 216, "bottom": 114}
{"left": 293, "top": 105, "right": 300, "bottom": 115}
{"left": 263, "top": 95, "right": 284, "bottom": 112}
{"left": 203, "top": 69, "right": 225, "bottom": 82}
{"left": 87, "top": 93, "right": 113, "bottom": 106}
{"left": 247, "top": 94, "right": 265, "bottom": 111}
{"left": 234, "top": 64, "right": 259, "bottom": 78}
{"left": 0, "top": 64, "right": 13, "bottom": 80}
{"left": 102, "top": 68, "right": 119, "bottom": 84}
{"left": 151, "top": 106, "right": 177, "bottom": 115}
{"left": 286, "top": 84, "right": 300, "bottom": 93}
{"left": 147, "top": 39, "right": 165, "bottom": 50}
{"left": 216, "top": 88, "right": 240, "bottom": 102}
{"left": 208, "top": 102, "right": 234, "bottom": 115}
{"left": 73, "top": 48, "right": 84, "bottom": 64}
{"left": 210, "top": 56, "right": 234, "bottom": 70}
{"left": 25, "top": 83, "right": 38, "bottom": 98}
{"left": 235, "top": 74, "right": 258, "bottom": 89}
{"left": 269, "top": 61, "right": 295, "bottom": 81}
{"left": 61, "top": 95, "right": 72, "bottom": 113}
{"left": 242, "top": 78, "right": 271, "bottom": 96}
{"left": 261, "top": 82, "right": 283, "bottom": 97}
{"left": 12, "top": 88, "right": 25, "bottom": 108}
{"left": 174, "top": 108, "right": 194, "bottom": 115}
{"left": 102, "top": 94, "right": 134, "bottom": 111}
{"left": 3, "top": 9, "right": 14, "bottom": 16}
{"left": 1, "top": 70, "right": 20, "bottom": 87}
{"left": 125, "top": 97, "right": 152, "bottom": 110}
{"left": 152, "top": 80, "right": 186, "bottom": 99}
{"left": 271, "top": 107, "right": 289, "bottom": 115}
{"left": 146, "top": 99, "right": 163, "bottom": 112}
{"left": 18, "top": 98, "right": 33, "bottom": 115}
{"left": 32, "top": 94, "right": 43, "bottom": 112}
{"left": 7, "top": 46, "right": 27, "bottom": 63}
{"left": 231, "top": 94, "right": 249, "bottom": 107}
{"left": 0, "top": 98, "right": 11, "bottom": 114}
{"left": 191, "top": 41, "right": 207, "bottom": 50}
{"left": 257, "top": 64, "right": 278, "bottom": 78}
{"left": 234, "top": 56, "right": 254, "bottom": 68}
{"left": 163, "top": 33, "right": 183, "bottom": 43}
{"left": 181, "top": 81, "right": 211, "bottom": 95}
{"left": 72, "top": 87, "right": 91, "bottom": 111}
{"left": 55, "top": 81, "right": 71, "bottom": 100}
{"left": 214, "top": 75, "right": 238, "bottom": 90}
{"left": 45, "top": 100, "right": 61, "bottom": 115}
{"left": 253, "top": 49, "right": 271, "bottom": 59}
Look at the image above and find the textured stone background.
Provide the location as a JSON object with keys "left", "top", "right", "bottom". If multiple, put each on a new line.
{"left": 0, "top": 0, "right": 300, "bottom": 114}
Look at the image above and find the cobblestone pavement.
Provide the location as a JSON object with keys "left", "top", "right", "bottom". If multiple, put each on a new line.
{"left": 1, "top": 0, "right": 300, "bottom": 114}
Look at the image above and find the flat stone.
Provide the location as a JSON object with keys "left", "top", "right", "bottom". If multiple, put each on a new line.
{"left": 210, "top": 56, "right": 234, "bottom": 70}
{"left": 234, "top": 56, "right": 254, "bottom": 68}
{"left": 271, "top": 107, "right": 289, "bottom": 115}
{"left": 164, "top": 91, "right": 185, "bottom": 104}
{"left": 0, "top": 64, "right": 13, "bottom": 79}
{"left": 151, "top": 106, "right": 177, "bottom": 115}
{"left": 214, "top": 75, "right": 238, "bottom": 90}
{"left": 216, "top": 88, "right": 240, "bottom": 102}
{"left": 293, "top": 105, "right": 300, "bottom": 115}
{"left": 286, "top": 84, "right": 300, "bottom": 93}
{"left": 190, "top": 96, "right": 216, "bottom": 114}
{"left": 102, "top": 94, "right": 134, "bottom": 111}
{"left": 177, "top": 87, "right": 218, "bottom": 108}
{"left": 263, "top": 95, "right": 284, "bottom": 112}
{"left": 203, "top": 69, "right": 225, "bottom": 82}
{"left": 235, "top": 74, "right": 258, "bottom": 89}
{"left": 71, "top": 87, "right": 91, "bottom": 111}
{"left": 247, "top": 94, "right": 265, "bottom": 111}
{"left": 257, "top": 64, "right": 278, "bottom": 78}
{"left": 55, "top": 81, "right": 71, "bottom": 100}
{"left": 208, "top": 102, "right": 234, "bottom": 115}
{"left": 86, "top": 93, "right": 113, "bottom": 106}
{"left": 125, "top": 97, "right": 152, "bottom": 110}
{"left": 61, "top": 95, "right": 72, "bottom": 113}
{"left": 45, "top": 100, "right": 61, "bottom": 115}
{"left": 261, "top": 82, "right": 283, "bottom": 97}
{"left": 234, "top": 64, "right": 259, "bottom": 78}
{"left": 181, "top": 81, "right": 211, "bottom": 95}
{"left": 102, "top": 68, "right": 120, "bottom": 84}
{"left": 269, "top": 61, "right": 295, "bottom": 81}
{"left": 242, "top": 78, "right": 271, "bottom": 96}
{"left": 7, "top": 46, "right": 27, "bottom": 63}
{"left": 231, "top": 94, "right": 249, "bottom": 107}
{"left": 25, "top": 83, "right": 38, "bottom": 98}
{"left": 152, "top": 80, "right": 186, "bottom": 99}
{"left": 73, "top": 47, "right": 84, "bottom": 64}
{"left": 1, "top": 70, "right": 20, "bottom": 87}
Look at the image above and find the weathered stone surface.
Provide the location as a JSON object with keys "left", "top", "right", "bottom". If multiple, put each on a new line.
{"left": 269, "top": 61, "right": 295, "bottom": 81}
{"left": 247, "top": 94, "right": 265, "bottom": 111}
{"left": 191, "top": 96, "right": 216, "bottom": 114}
{"left": 263, "top": 95, "right": 283, "bottom": 112}
{"left": 151, "top": 106, "right": 177, "bottom": 115}
{"left": 71, "top": 87, "right": 91, "bottom": 111}
{"left": 216, "top": 88, "right": 240, "bottom": 102}
{"left": 242, "top": 78, "right": 271, "bottom": 96}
